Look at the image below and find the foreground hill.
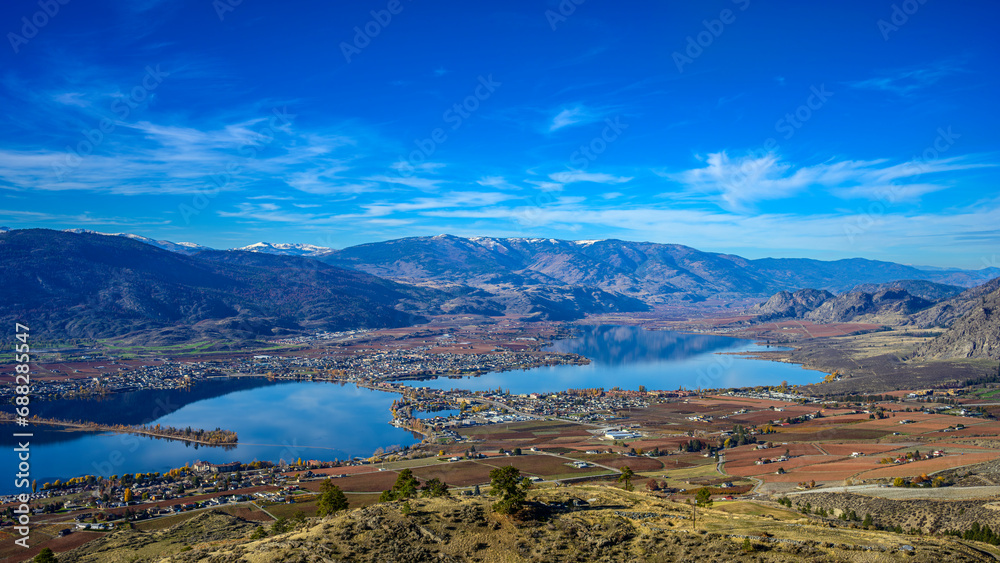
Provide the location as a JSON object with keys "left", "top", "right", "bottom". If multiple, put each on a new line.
{"left": 0, "top": 229, "right": 427, "bottom": 343}
{"left": 49, "top": 486, "right": 993, "bottom": 563}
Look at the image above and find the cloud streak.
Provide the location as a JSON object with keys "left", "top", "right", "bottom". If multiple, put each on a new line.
{"left": 665, "top": 151, "right": 995, "bottom": 212}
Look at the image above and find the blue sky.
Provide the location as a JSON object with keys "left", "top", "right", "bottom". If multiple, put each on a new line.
{"left": 0, "top": 0, "right": 997, "bottom": 268}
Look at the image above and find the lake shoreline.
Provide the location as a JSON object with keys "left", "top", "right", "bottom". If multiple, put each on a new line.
{"left": 1, "top": 326, "right": 819, "bottom": 494}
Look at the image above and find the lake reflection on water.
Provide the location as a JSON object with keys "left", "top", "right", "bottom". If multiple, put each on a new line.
{"left": 415, "top": 325, "right": 811, "bottom": 394}
{"left": 1, "top": 382, "right": 418, "bottom": 494}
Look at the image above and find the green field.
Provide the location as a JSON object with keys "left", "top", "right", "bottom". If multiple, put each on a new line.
{"left": 92, "top": 339, "right": 303, "bottom": 357}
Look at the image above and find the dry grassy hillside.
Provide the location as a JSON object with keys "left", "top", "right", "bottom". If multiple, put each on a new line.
{"left": 49, "top": 485, "right": 999, "bottom": 563}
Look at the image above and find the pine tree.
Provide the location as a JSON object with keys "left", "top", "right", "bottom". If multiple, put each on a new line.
{"left": 618, "top": 466, "right": 635, "bottom": 491}
{"left": 317, "top": 479, "right": 349, "bottom": 516}
{"left": 33, "top": 548, "right": 58, "bottom": 563}
{"left": 489, "top": 465, "right": 531, "bottom": 514}
{"left": 420, "top": 478, "right": 450, "bottom": 498}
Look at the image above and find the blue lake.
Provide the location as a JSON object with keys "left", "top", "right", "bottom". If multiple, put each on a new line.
{"left": 1, "top": 382, "right": 418, "bottom": 495}
{"left": 415, "top": 325, "right": 815, "bottom": 394}
{"left": 1, "top": 326, "right": 817, "bottom": 494}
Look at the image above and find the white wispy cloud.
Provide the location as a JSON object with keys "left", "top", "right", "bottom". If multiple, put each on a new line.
{"left": 549, "top": 170, "right": 632, "bottom": 184}
{"left": 218, "top": 203, "right": 318, "bottom": 223}
{"left": 286, "top": 165, "right": 378, "bottom": 195}
{"left": 365, "top": 175, "right": 444, "bottom": 190}
{"left": 53, "top": 92, "right": 90, "bottom": 107}
{"left": 848, "top": 62, "right": 963, "bottom": 96}
{"left": 525, "top": 179, "right": 564, "bottom": 192}
{"left": 477, "top": 176, "right": 520, "bottom": 190}
{"left": 390, "top": 160, "right": 446, "bottom": 173}
{"left": 548, "top": 106, "right": 590, "bottom": 131}
{"left": 360, "top": 191, "right": 516, "bottom": 217}
{"left": 666, "top": 152, "right": 995, "bottom": 212}
{"left": 0, "top": 207, "right": 170, "bottom": 228}
{"left": 0, "top": 113, "right": 364, "bottom": 197}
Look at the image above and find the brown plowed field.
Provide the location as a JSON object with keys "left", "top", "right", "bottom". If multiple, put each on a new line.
{"left": 772, "top": 428, "right": 889, "bottom": 441}
{"left": 725, "top": 455, "right": 830, "bottom": 477}
{"left": 819, "top": 444, "right": 902, "bottom": 456}
{"left": 411, "top": 462, "right": 496, "bottom": 487}
{"left": 855, "top": 453, "right": 999, "bottom": 479}
{"left": 477, "top": 454, "right": 585, "bottom": 476}
{"left": 316, "top": 470, "right": 399, "bottom": 492}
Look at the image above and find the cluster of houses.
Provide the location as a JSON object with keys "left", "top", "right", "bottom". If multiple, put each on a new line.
{"left": 476, "top": 389, "right": 651, "bottom": 419}
{"left": 754, "top": 454, "right": 790, "bottom": 466}
{"left": 16, "top": 334, "right": 591, "bottom": 402}
{"left": 192, "top": 461, "right": 242, "bottom": 474}
{"left": 393, "top": 385, "right": 658, "bottom": 434}
{"left": 249, "top": 348, "right": 581, "bottom": 383}
{"left": 268, "top": 329, "right": 372, "bottom": 346}
{"left": 0, "top": 359, "right": 200, "bottom": 400}
{"left": 723, "top": 390, "right": 816, "bottom": 402}
{"left": 888, "top": 450, "right": 946, "bottom": 464}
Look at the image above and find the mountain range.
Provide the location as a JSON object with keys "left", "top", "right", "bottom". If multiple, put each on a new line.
{"left": 57, "top": 229, "right": 1000, "bottom": 293}
{"left": 2, "top": 228, "right": 998, "bottom": 347}
{"left": 313, "top": 234, "right": 999, "bottom": 300}
{"left": 0, "top": 229, "right": 428, "bottom": 344}
{"left": 915, "top": 278, "right": 1000, "bottom": 360}
{"left": 746, "top": 277, "right": 1000, "bottom": 360}
{"left": 748, "top": 278, "right": 1000, "bottom": 328}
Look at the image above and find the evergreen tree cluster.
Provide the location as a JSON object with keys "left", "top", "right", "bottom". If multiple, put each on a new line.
{"left": 946, "top": 522, "right": 1000, "bottom": 545}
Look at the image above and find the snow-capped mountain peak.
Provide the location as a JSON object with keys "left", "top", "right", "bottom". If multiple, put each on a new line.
{"left": 234, "top": 242, "right": 333, "bottom": 257}
{"left": 61, "top": 229, "right": 211, "bottom": 255}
